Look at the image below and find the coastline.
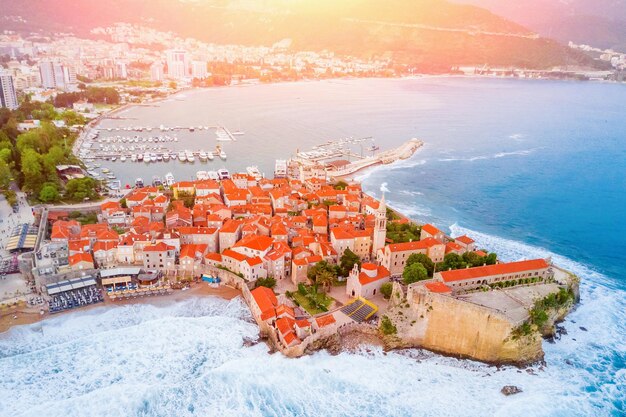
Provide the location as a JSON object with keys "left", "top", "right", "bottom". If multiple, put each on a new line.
{"left": 0, "top": 282, "right": 241, "bottom": 334}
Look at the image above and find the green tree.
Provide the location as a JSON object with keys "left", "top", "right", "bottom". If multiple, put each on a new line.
{"left": 316, "top": 270, "right": 335, "bottom": 293}
{"left": 380, "top": 282, "right": 393, "bottom": 299}
{"left": 65, "top": 177, "right": 98, "bottom": 201}
{"left": 333, "top": 180, "right": 348, "bottom": 190}
{"left": 21, "top": 148, "right": 43, "bottom": 192}
{"left": 380, "top": 315, "right": 397, "bottom": 335}
{"left": 39, "top": 184, "right": 60, "bottom": 202}
{"left": 437, "top": 253, "right": 467, "bottom": 272}
{"left": 402, "top": 262, "right": 428, "bottom": 285}
{"left": 339, "top": 248, "right": 361, "bottom": 277}
{"left": 406, "top": 253, "right": 435, "bottom": 276}
{"left": 0, "top": 159, "right": 11, "bottom": 189}
{"left": 255, "top": 276, "right": 277, "bottom": 289}
{"left": 307, "top": 260, "right": 339, "bottom": 284}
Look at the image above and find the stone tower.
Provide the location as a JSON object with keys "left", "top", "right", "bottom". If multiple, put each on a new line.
{"left": 372, "top": 192, "right": 387, "bottom": 259}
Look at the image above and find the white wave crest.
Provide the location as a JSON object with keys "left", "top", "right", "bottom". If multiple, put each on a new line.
{"left": 439, "top": 148, "right": 539, "bottom": 163}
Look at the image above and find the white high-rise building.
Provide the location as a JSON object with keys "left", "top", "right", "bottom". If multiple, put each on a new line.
{"left": 150, "top": 61, "right": 164, "bottom": 82}
{"left": 0, "top": 72, "right": 19, "bottom": 110}
{"left": 39, "top": 61, "right": 76, "bottom": 90}
{"left": 191, "top": 61, "right": 208, "bottom": 79}
{"left": 165, "top": 49, "right": 190, "bottom": 79}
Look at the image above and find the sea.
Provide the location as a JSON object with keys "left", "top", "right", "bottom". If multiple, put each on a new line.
{"left": 1, "top": 77, "right": 624, "bottom": 416}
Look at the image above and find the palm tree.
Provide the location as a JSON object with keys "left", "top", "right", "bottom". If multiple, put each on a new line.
{"left": 316, "top": 270, "right": 334, "bottom": 293}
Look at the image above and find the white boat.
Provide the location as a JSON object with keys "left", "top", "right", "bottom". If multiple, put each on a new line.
{"left": 186, "top": 151, "right": 195, "bottom": 163}
{"left": 207, "top": 152, "right": 214, "bottom": 161}
{"left": 219, "top": 150, "right": 227, "bottom": 160}
{"left": 144, "top": 152, "right": 151, "bottom": 162}
{"left": 107, "top": 174, "right": 116, "bottom": 179}
{"left": 120, "top": 155, "right": 127, "bottom": 162}
{"left": 199, "top": 151, "right": 208, "bottom": 162}
{"left": 178, "top": 151, "right": 187, "bottom": 162}
{"left": 217, "top": 168, "right": 230, "bottom": 180}
{"left": 156, "top": 154, "right": 163, "bottom": 162}
{"left": 196, "top": 171, "right": 209, "bottom": 180}
{"left": 170, "top": 153, "right": 177, "bottom": 160}
{"left": 131, "top": 154, "right": 137, "bottom": 162}
{"left": 136, "top": 178, "right": 144, "bottom": 188}
{"left": 101, "top": 168, "right": 110, "bottom": 174}
{"left": 163, "top": 153, "right": 170, "bottom": 162}
{"left": 232, "top": 130, "right": 245, "bottom": 136}
{"left": 165, "top": 172, "right": 175, "bottom": 187}
{"left": 111, "top": 157, "right": 117, "bottom": 162}
{"left": 150, "top": 154, "right": 157, "bottom": 162}
{"left": 207, "top": 171, "right": 219, "bottom": 180}
{"left": 137, "top": 154, "right": 143, "bottom": 162}
{"left": 246, "top": 166, "right": 262, "bottom": 180}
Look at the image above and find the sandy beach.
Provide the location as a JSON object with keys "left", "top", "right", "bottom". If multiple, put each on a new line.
{"left": 0, "top": 282, "right": 242, "bottom": 334}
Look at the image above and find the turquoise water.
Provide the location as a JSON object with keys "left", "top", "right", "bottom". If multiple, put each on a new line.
{"left": 1, "top": 78, "right": 624, "bottom": 416}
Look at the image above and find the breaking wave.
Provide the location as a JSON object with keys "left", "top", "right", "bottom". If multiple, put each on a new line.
{"left": 439, "top": 148, "right": 539, "bottom": 162}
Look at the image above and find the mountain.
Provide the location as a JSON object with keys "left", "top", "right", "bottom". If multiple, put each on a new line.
{"left": 452, "top": 0, "right": 626, "bottom": 51}
{"left": 0, "top": 0, "right": 604, "bottom": 69}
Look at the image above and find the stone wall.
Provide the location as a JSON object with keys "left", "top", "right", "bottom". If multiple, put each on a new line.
{"left": 385, "top": 285, "right": 543, "bottom": 364}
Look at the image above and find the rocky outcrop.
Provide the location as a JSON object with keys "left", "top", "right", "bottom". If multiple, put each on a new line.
{"left": 380, "top": 275, "right": 579, "bottom": 365}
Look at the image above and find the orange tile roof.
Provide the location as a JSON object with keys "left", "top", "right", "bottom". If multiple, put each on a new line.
{"left": 69, "top": 252, "right": 94, "bottom": 266}
{"left": 177, "top": 226, "right": 217, "bottom": 235}
{"left": 445, "top": 241, "right": 463, "bottom": 254}
{"left": 425, "top": 282, "right": 452, "bottom": 293}
{"left": 144, "top": 242, "right": 175, "bottom": 252}
{"left": 251, "top": 286, "right": 278, "bottom": 321}
{"left": 219, "top": 219, "right": 242, "bottom": 234}
{"left": 439, "top": 259, "right": 549, "bottom": 283}
{"left": 233, "top": 235, "right": 274, "bottom": 252}
{"left": 204, "top": 252, "right": 223, "bottom": 262}
{"left": 276, "top": 304, "right": 295, "bottom": 319}
{"left": 331, "top": 228, "right": 353, "bottom": 240}
{"left": 455, "top": 235, "right": 475, "bottom": 245}
{"left": 245, "top": 256, "right": 263, "bottom": 267}
{"left": 422, "top": 224, "right": 443, "bottom": 236}
{"left": 93, "top": 240, "right": 118, "bottom": 252}
{"left": 358, "top": 264, "right": 390, "bottom": 285}
{"left": 315, "top": 314, "right": 336, "bottom": 328}
{"left": 222, "top": 249, "right": 248, "bottom": 263}
{"left": 387, "top": 237, "right": 442, "bottom": 252}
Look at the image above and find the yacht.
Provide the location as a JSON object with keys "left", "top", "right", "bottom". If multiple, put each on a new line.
{"left": 232, "top": 130, "right": 245, "bottom": 136}
{"left": 131, "top": 154, "right": 137, "bottom": 162}
{"left": 137, "top": 154, "right": 143, "bottom": 162}
{"left": 246, "top": 166, "right": 262, "bottom": 180}
{"left": 219, "top": 150, "right": 227, "bottom": 160}
{"left": 170, "top": 153, "right": 177, "bottom": 160}
{"left": 107, "top": 174, "right": 116, "bottom": 179}
{"left": 186, "top": 151, "right": 195, "bottom": 163}
{"left": 120, "top": 155, "right": 127, "bottom": 162}
{"left": 217, "top": 168, "right": 230, "bottom": 180}
{"left": 199, "top": 151, "right": 208, "bottom": 162}
{"left": 165, "top": 172, "right": 175, "bottom": 187}
{"left": 178, "top": 151, "right": 187, "bottom": 162}
{"left": 207, "top": 171, "right": 219, "bottom": 180}
{"left": 207, "top": 152, "right": 214, "bottom": 161}
{"left": 150, "top": 154, "right": 157, "bottom": 163}
{"left": 152, "top": 176, "right": 163, "bottom": 187}
{"left": 101, "top": 168, "right": 110, "bottom": 174}
{"left": 135, "top": 178, "right": 144, "bottom": 188}
{"left": 196, "top": 171, "right": 209, "bottom": 180}
{"left": 163, "top": 153, "right": 170, "bottom": 162}
{"left": 144, "top": 152, "right": 151, "bottom": 162}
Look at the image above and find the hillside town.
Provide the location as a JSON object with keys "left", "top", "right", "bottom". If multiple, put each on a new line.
{"left": 1, "top": 165, "right": 576, "bottom": 360}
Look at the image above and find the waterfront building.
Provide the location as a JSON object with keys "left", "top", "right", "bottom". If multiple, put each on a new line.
{"left": 0, "top": 71, "right": 18, "bottom": 110}
{"left": 433, "top": 258, "right": 553, "bottom": 293}
{"left": 143, "top": 242, "right": 176, "bottom": 270}
{"left": 150, "top": 61, "right": 164, "bottom": 82}
{"left": 420, "top": 223, "right": 446, "bottom": 243}
{"left": 191, "top": 60, "right": 208, "bottom": 79}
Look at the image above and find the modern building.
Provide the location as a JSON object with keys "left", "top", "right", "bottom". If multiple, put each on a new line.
{"left": 150, "top": 61, "right": 164, "bottom": 82}
{"left": 191, "top": 60, "right": 208, "bottom": 79}
{"left": 165, "top": 49, "right": 190, "bottom": 79}
{"left": 39, "top": 61, "right": 76, "bottom": 90}
{"left": 0, "top": 72, "right": 18, "bottom": 110}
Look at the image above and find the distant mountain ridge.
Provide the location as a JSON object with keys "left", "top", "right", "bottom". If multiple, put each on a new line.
{"left": 452, "top": 0, "right": 626, "bottom": 51}
{"left": 0, "top": 0, "right": 605, "bottom": 69}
